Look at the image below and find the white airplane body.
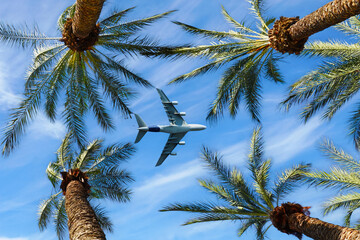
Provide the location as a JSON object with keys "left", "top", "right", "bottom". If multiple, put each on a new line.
{"left": 134, "top": 88, "right": 206, "bottom": 166}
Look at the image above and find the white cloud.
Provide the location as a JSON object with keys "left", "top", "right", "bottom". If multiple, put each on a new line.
{"left": 113, "top": 160, "right": 205, "bottom": 225}
{"left": 0, "top": 62, "right": 22, "bottom": 111}
{"left": 265, "top": 116, "right": 326, "bottom": 163}
{"left": 221, "top": 141, "right": 248, "bottom": 165}
{"left": 28, "top": 112, "right": 66, "bottom": 140}
{"left": 135, "top": 159, "right": 204, "bottom": 199}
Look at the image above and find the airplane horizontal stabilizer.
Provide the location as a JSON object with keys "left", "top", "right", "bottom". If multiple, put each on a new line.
{"left": 135, "top": 130, "right": 146, "bottom": 143}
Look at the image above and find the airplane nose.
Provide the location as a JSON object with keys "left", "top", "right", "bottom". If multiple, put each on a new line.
{"left": 202, "top": 125, "right": 207, "bottom": 130}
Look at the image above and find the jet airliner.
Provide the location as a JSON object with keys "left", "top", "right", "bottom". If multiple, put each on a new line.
{"left": 134, "top": 88, "right": 206, "bottom": 166}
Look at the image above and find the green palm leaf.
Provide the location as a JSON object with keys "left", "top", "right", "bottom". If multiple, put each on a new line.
{"left": 304, "top": 139, "right": 360, "bottom": 227}
{"left": 161, "top": 128, "right": 307, "bottom": 239}
{"left": 0, "top": 22, "right": 60, "bottom": 48}
{"left": 147, "top": 3, "right": 281, "bottom": 122}
{"left": 283, "top": 17, "right": 360, "bottom": 148}
{"left": 39, "top": 137, "right": 134, "bottom": 239}
{"left": 2, "top": 6, "right": 173, "bottom": 154}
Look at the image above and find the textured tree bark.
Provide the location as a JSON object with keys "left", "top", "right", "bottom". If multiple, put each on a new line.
{"left": 289, "top": 0, "right": 360, "bottom": 40}
{"left": 65, "top": 180, "right": 106, "bottom": 240}
{"left": 289, "top": 213, "right": 360, "bottom": 240}
{"left": 268, "top": 0, "right": 360, "bottom": 54}
{"left": 72, "top": 0, "right": 105, "bottom": 39}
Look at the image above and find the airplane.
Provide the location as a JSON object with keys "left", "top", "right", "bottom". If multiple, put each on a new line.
{"left": 134, "top": 88, "right": 206, "bottom": 166}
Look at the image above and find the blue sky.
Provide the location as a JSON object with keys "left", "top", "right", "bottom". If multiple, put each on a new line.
{"left": 0, "top": 0, "right": 357, "bottom": 239}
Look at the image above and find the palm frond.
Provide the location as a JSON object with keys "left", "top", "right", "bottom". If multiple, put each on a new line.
{"left": 173, "top": 21, "right": 246, "bottom": 40}
{"left": 38, "top": 192, "right": 61, "bottom": 231}
{"left": 54, "top": 198, "right": 67, "bottom": 240}
{"left": 248, "top": 0, "right": 268, "bottom": 31}
{"left": 26, "top": 44, "right": 68, "bottom": 90}
{"left": 94, "top": 50, "right": 152, "bottom": 87}
{"left": 42, "top": 49, "right": 72, "bottom": 121}
{"left": 46, "top": 163, "right": 62, "bottom": 188}
{"left": 323, "top": 192, "right": 360, "bottom": 215}
{"left": 320, "top": 139, "right": 360, "bottom": 171}
{"left": 88, "top": 143, "right": 135, "bottom": 171}
{"left": 349, "top": 104, "right": 360, "bottom": 149}
{"left": 101, "top": 10, "right": 175, "bottom": 34}
{"left": 238, "top": 218, "right": 260, "bottom": 237}
{"left": 335, "top": 16, "right": 360, "bottom": 38}
{"left": 87, "top": 51, "right": 133, "bottom": 117}
{"left": 73, "top": 139, "right": 103, "bottom": 170}
{"left": 91, "top": 171, "right": 133, "bottom": 202}
{"left": 303, "top": 41, "right": 360, "bottom": 58}
{"left": 304, "top": 167, "right": 360, "bottom": 191}
{"left": 221, "top": 6, "right": 258, "bottom": 35}
{"left": 57, "top": 4, "right": 76, "bottom": 31}
{"left": 99, "top": 7, "right": 135, "bottom": 26}
{"left": 0, "top": 22, "right": 59, "bottom": 48}
{"left": 171, "top": 57, "right": 230, "bottom": 84}
{"left": 273, "top": 164, "right": 311, "bottom": 206}
{"left": 92, "top": 204, "right": 113, "bottom": 232}
{"left": 263, "top": 54, "right": 284, "bottom": 83}
{"left": 2, "top": 85, "right": 43, "bottom": 156}
{"left": 63, "top": 72, "right": 87, "bottom": 148}
{"left": 87, "top": 76, "right": 115, "bottom": 131}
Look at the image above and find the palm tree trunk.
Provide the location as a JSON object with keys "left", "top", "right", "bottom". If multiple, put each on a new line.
{"left": 289, "top": 213, "right": 360, "bottom": 240}
{"left": 271, "top": 203, "right": 360, "bottom": 240}
{"left": 65, "top": 180, "right": 106, "bottom": 240}
{"left": 289, "top": 0, "right": 360, "bottom": 41}
{"left": 268, "top": 0, "right": 360, "bottom": 54}
{"left": 72, "top": 0, "right": 105, "bottom": 39}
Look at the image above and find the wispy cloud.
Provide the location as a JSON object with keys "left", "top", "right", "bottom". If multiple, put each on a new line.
{"left": 0, "top": 62, "right": 22, "bottom": 111}
{"left": 28, "top": 112, "right": 66, "bottom": 140}
{"left": 134, "top": 159, "right": 204, "bottom": 203}
{"left": 265, "top": 116, "right": 326, "bottom": 163}
{"left": 113, "top": 159, "right": 205, "bottom": 226}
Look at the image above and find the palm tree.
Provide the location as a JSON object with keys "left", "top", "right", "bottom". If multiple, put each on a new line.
{"left": 161, "top": 128, "right": 360, "bottom": 240}
{"left": 38, "top": 133, "right": 135, "bottom": 240}
{"left": 150, "top": 1, "right": 283, "bottom": 122}
{"left": 148, "top": 0, "right": 360, "bottom": 123}
{"left": 0, "top": 4, "right": 174, "bottom": 155}
{"left": 304, "top": 139, "right": 360, "bottom": 230}
{"left": 282, "top": 16, "right": 360, "bottom": 148}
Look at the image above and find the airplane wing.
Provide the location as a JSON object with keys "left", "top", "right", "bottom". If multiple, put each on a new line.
{"left": 156, "top": 132, "right": 186, "bottom": 166}
{"left": 157, "top": 88, "right": 186, "bottom": 126}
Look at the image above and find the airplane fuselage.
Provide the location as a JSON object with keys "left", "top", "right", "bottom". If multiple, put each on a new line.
{"left": 138, "top": 124, "right": 206, "bottom": 134}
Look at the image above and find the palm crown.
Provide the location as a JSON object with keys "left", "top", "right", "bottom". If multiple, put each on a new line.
{"left": 148, "top": 0, "right": 283, "bottom": 122}
{"left": 161, "top": 127, "right": 310, "bottom": 239}
{"left": 38, "top": 133, "right": 134, "bottom": 239}
{"left": 304, "top": 139, "right": 360, "bottom": 229}
{"left": 1, "top": 5, "right": 174, "bottom": 154}
{"left": 282, "top": 16, "right": 360, "bottom": 148}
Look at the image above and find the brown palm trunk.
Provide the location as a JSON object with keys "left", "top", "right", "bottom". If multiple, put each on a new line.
{"left": 289, "top": 0, "right": 360, "bottom": 41}
{"left": 269, "top": 0, "right": 360, "bottom": 54}
{"left": 289, "top": 213, "right": 360, "bottom": 240}
{"left": 65, "top": 180, "right": 106, "bottom": 240}
{"left": 271, "top": 203, "right": 360, "bottom": 240}
{"left": 72, "top": 0, "right": 105, "bottom": 39}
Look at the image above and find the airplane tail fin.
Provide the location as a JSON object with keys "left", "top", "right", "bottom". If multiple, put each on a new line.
{"left": 134, "top": 114, "right": 147, "bottom": 143}
{"left": 135, "top": 114, "right": 147, "bottom": 128}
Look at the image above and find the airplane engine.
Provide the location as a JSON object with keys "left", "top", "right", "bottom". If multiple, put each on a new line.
{"left": 170, "top": 152, "right": 177, "bottom": 156}
{"left": 171, "top": 101, "right": 178, "bottom": 105}
{"left": 178, "top": 141, "right": 185, "bottom": 145}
